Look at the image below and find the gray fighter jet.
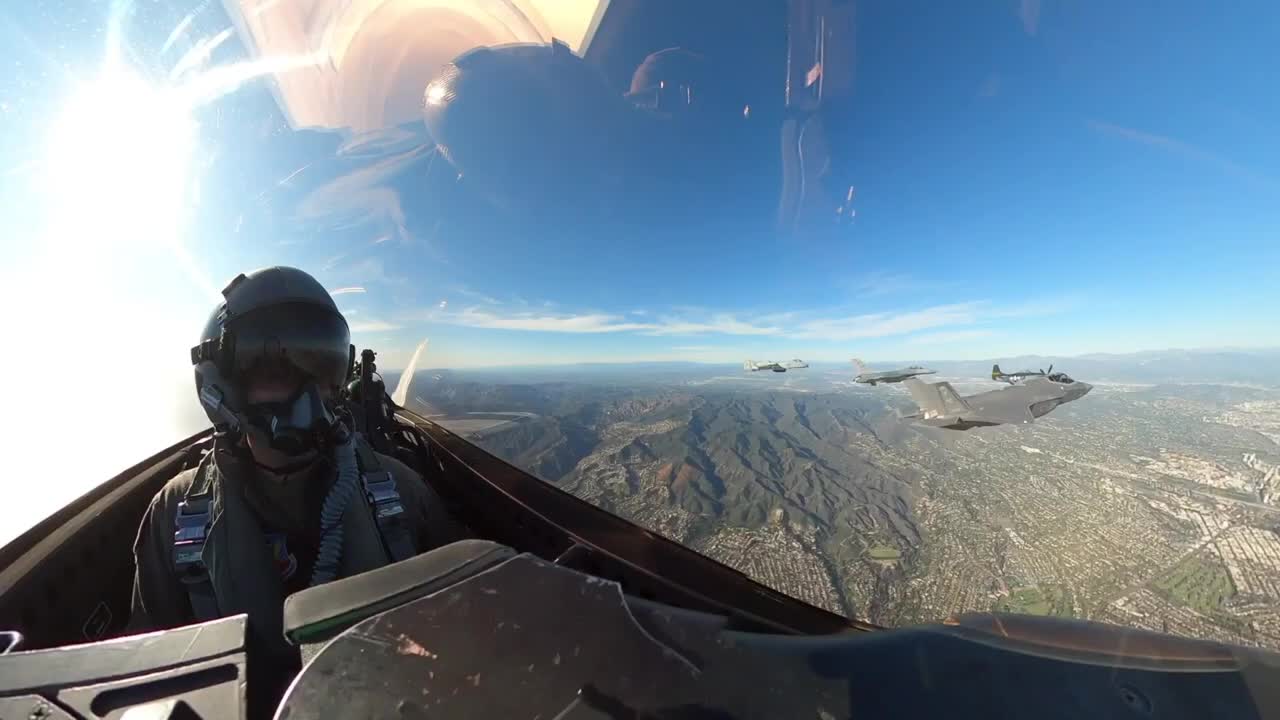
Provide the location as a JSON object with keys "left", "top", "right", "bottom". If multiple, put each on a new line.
{"left": 852, "top": 357, "right": 936, "bottom": 385}
{"left": 744, "top": 359, "right": 809, "bottom": 373}
{"left": 902, "top": 372, "right": 1091, "bottom": 430}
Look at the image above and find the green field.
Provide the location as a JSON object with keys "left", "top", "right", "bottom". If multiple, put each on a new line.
{"left": 995, "top": 585, "right": 1073, "bottom": 617}
{"left": 1151, "top": 553, "right": 1235, "bottom": 614}
{"left": 867, "top": 545, "right": 901, "bottom": 561}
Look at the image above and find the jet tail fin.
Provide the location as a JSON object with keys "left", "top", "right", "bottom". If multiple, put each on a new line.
{"left": 992, "top": 364, "right": 1003, "bottom": 380}
{"left": 904, "top": 378, "right": 970, "bottom": 419}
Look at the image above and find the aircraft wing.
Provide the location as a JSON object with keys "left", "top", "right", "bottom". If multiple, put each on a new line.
{"left": 964, "top": 386, "right": 1036, "bottom": 424}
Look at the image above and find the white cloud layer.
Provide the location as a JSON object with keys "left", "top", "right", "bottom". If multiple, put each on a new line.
{"left": 646, "top": 315, "right": 781, "bottom": 336}
{"left": 788, "top": 303, "right": 981, "bottom": 340}
{"left": 446, "top": 308, "right": 652, "bottom": 333}
{"left": 414, "top": 296, "right": 1073, "bottom": 343}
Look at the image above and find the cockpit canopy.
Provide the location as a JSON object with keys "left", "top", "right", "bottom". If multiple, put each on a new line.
{"left": 1047, "top": 372, "right": 1074, "bottom": 384}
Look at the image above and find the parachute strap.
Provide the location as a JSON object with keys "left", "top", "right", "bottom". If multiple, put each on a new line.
{"left": 354, "top": 437, "right": 416, "bottom": 563}
{"left": 352, "top": 438, "right": 383, "bottom": 474}
{"left": 174, "top": 460, "right": 219, "bottom": 621}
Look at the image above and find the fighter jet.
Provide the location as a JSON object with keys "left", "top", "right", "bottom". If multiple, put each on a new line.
{"left": 902, "top": 372, "right": 1091, "bottom": 430}
{"left": 992, "top": 363, "right": 1053, "bottom": 385}
{"left": 852, "top": 357, "right": 936, "bottom": 385}
{"left": 744, "top": 359, "right": 809, "bottom": 373}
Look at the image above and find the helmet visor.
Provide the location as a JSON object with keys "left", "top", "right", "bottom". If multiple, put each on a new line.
{"left": 228, "top": 303, "right": 351, "bottom": 389}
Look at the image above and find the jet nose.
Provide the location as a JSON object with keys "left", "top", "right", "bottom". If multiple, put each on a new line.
{"left": 1072, "top": 382, "right": 1093, "bottom": 400}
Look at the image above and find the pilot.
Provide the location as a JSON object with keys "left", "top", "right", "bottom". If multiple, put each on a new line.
{"left": 127, "top": 266, "right": 466, "bottom": 688}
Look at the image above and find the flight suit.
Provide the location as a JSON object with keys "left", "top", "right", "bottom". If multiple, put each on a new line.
{"left": 127, "top": 439, "right": 467, "bottom": 647}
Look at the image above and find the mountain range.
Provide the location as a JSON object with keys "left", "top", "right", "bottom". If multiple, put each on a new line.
{"left": 397, "top": 346, "right": 1280, "bottom": 635}
{"left": 383, "top": 348, "right": 1280, "bottom": 389}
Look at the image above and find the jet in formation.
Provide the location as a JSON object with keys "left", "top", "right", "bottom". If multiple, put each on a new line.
{"left": 744, "top": 359, "right": 809, "bottom": 373}
{"left": 902, "top": 372, "right": 1091, "bottom": 430}
{"left": 852, "top": 358, "right": 935, "bottom": 385}
{"left": 992, "top": 363, "right": 1053, "bottom": 385}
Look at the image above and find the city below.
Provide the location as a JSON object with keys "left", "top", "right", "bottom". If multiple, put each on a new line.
{"left": 403, "top": 350, "right": 1280, "bottom": 650}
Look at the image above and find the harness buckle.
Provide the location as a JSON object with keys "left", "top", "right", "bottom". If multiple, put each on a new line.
{"left": 174, "top": 498, "right": 211, "bottom": 583}
{"left": 361, "top": 471, "right": 405, "bottom": 520}
{"left": 360, "top": 469, "right": 415, "bottom": 563}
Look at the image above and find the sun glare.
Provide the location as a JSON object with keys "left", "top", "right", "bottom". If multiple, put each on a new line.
{"left": 41, "top": 64, "right": 196, "bottom": 251}
{"left": 2, "top": 62, "right": 209, "bottom": 547}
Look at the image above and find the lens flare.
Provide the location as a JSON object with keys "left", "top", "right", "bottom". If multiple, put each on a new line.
{"left": 41, "top": 63, "right": 196, "bottom": 254}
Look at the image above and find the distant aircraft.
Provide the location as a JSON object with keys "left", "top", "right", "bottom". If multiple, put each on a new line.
{"left": 744, "top": 359, "right": 809, "bottom": 373}
{"left": 992, "top": 363, "right": 1053, "bottom": 385}
{"left": 902, "top": 372, "right": 1091, "bottom": 430}
{"left": 852, "top": 357, "right": 936, "bottom": 385}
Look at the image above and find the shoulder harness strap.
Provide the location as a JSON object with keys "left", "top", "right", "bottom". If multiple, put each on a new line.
{"left": 354, "top": 436, "right": 416, "bottom": 563}
{"left": 174, "top": 453, "right": 220, "bottom": 621}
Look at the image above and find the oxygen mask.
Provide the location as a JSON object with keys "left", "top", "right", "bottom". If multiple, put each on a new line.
{"left": 244, "top": 382, "right": 342, "bottom": 462}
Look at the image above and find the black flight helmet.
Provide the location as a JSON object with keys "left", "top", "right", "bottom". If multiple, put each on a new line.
{"left": 191, "top": 266, "right": 354, "bottom": 453}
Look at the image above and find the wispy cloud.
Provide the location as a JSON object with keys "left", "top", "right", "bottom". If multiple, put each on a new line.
{"left": 344, "top": 257, "right": 404, "bottom": 287}
{"left": 645, "top": 315, "right": 781, "bottom": 336}
{"left": 908, "top": 329, "right": 997, "bottom": 345}
{"left": 847, "top": 271, "right": 934, "bottom": 298}
{"left": 351, "top": 321, "right": 401, "bottom": 332}
{"left": 442, "top": 308, "right": 652, "bottom": 334}
{"left": 412, "top": 295, "right": 1073, "bottom": 341}
{"left": 296, "top": 145, "right": 434, "bottom": 246}
{"left": 977, "top": 73, "right": 1001, "bottom": 99}
{"left": 789, "top": 303, "right": 983, "bottom": 340}
{"left": 1019, "top": 0, "right": 1040, "bottom": 36}
{"left": 330, "top": 286, "right": 365, "bottom": 295}
{"left": 421, "top": 308, "right": 778, "bottom": 336}
{"left": 1086, "top": 119, "right": 1279, "bottom": 192}
{"left": 450, "top": 286, "right": 502, "bottom": 305}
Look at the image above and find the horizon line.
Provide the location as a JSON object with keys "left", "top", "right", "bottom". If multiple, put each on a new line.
{"left": 373, "top": 345, "right": 1280, "bottom": 372}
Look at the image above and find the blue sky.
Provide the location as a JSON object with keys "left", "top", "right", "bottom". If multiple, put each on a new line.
{"left": 313, "top": 1, "right": 1280, "bottom": 368}
{"left": 5, "top": 0, "right": 1280, "bottom": 375}
{"left": 3, "top": 0, "right": 1279, "bottom": 380}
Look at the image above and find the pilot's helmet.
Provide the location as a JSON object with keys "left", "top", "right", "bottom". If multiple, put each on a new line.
{"left": 190, "top": 266, "right": 352, "bottom": 434}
